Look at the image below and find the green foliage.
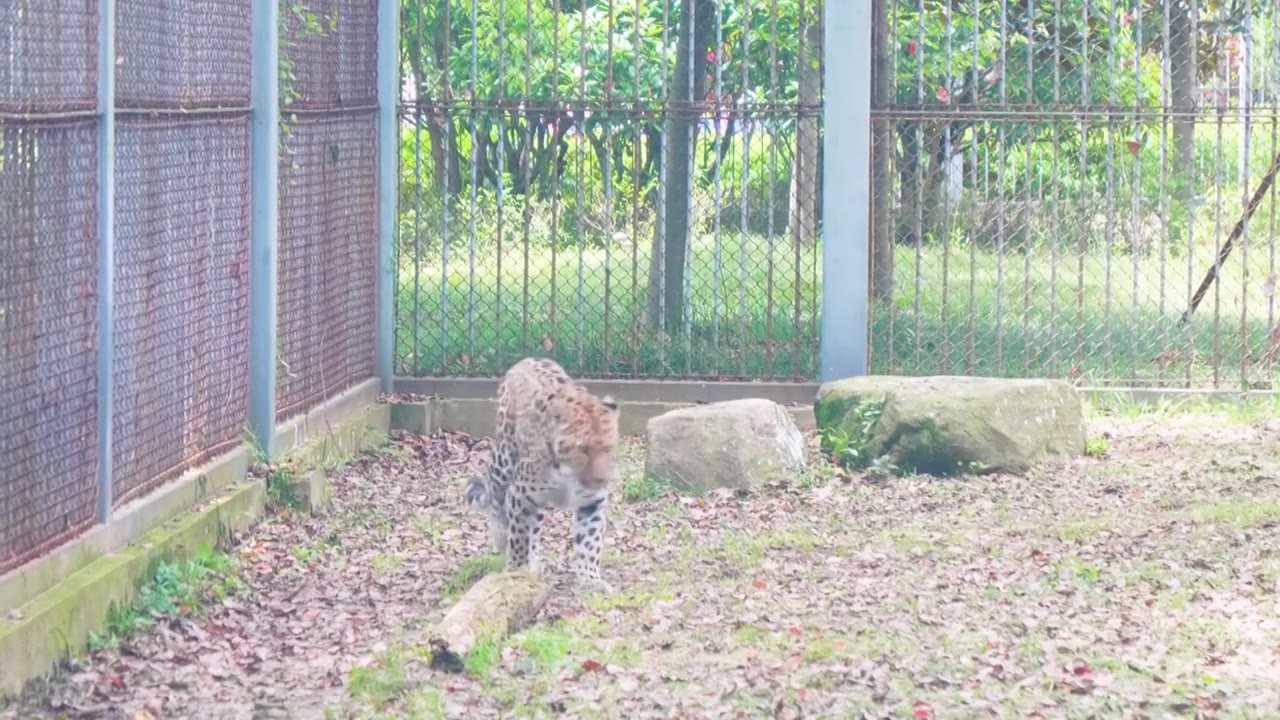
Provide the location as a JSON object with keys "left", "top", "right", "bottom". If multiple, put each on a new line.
{"left": 462, "top": 639, "right": 502, "bottom": 677}
{"left": 819, "top": 398, "right": 887, "bottom": 472}
{"left": 265, "top": 467, "right": 301, "bottom": 511}
{"left": 279, "top": 1, "right": 338, "bottom": 146}
{"left": 390, "top": 0, "right": 1279, "bottom": 391}
{"left": 1084, "top": 436, "right": 1111, "bottom": 457}
{"left": 621, "top": 474, "right": 670, "bottom": 503}
{"left": 91, "top": 547, "right": 240, "bottom": 650}
{"left": 442, "top": 555, "right": 506, "bottom": 600}
{"left": 404, "top": 0, "right": 817, "bottom": 105}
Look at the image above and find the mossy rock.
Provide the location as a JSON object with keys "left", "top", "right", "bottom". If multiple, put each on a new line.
{"left": 815, "top": 375, "right": 1086, "bottom": 475}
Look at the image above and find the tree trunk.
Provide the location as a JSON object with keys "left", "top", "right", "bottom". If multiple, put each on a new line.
{"left": 647, "top": 0, "right": 716, "bottom": 331}
{"left": 1169, "top": 0, "right": 1198, "bottom": 234}
{"left": 405, "top": 34, "right": 450, "bottom": 194}
{"left": 586, "top": 127, "right": 615, "bottom": 236}
{"left": 789, "top": 21, "right": 821, "bottom": 247}
{"left": 870, "top": 0, "right": 895, "bottom": 302}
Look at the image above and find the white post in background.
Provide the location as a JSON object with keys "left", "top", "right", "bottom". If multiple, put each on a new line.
{"left": 820, "top": 0, "right": 872, "bottom": 380}
{"left": 376, "top": 0, "right": 401, "bottom": 392}
{"left": 248, "top": 0, "right": 280, "bottom": 458}
{"left": 96, "top": 0, "right": 117, "bottom": 522}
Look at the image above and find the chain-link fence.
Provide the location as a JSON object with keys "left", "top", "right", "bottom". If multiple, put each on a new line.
{"left": 111, "top": 0, "right": 254, "bottom": 506}
{"left": 394, "top": 0, "right": 824, "bottom": 381}
{"left": 2, "top": 0, "right": 384, "bottom": 575}
{"left": 870, "top": 0, "right": 1280, "bottom": 390}
{"left": 1, "top": 3, "right": 102, "bottom": 576}
{"left": 276, "top": 0, "right": 379, "bottom": 420}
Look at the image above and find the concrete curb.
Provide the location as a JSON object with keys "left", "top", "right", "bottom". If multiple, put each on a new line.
{"left": 388, "top": 398, "right": 818, "bottom": 437}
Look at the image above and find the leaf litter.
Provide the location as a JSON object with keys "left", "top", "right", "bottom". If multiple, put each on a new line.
{"left": 5, "top": 414, "right": 1280, "bottom": 719}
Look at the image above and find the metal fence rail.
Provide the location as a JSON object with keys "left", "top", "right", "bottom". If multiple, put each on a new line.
{"left": 1, "top": 0, "right": 387, "bottom": 575}
{"left": 869, "top": 0, "right": 1280, "bottom": 390}
{"left": 393, "top": 0, "right": 825, "bottom": 381}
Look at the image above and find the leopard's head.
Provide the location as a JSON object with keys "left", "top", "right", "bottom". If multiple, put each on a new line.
{"left": 549, "top": 390, "right": 620, "bottom": 491}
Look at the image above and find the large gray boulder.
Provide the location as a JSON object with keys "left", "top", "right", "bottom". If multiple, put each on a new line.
{"left": 815, "top": 375, "right": 1085, "bottom": 475}
{"left": 644, "top": 399, "right": 807, "bottom": 493}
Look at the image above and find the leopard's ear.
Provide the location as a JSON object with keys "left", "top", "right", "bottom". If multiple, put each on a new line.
{"left": 601, "top": 394, "right": 618, "bottom": 412}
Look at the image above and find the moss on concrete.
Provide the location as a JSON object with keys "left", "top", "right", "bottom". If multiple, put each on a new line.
{"left": 284, "top": 403, "right": 391, "bottom": 473}
{"left": 0, "top": 481, "right": 265, "bottom": 696}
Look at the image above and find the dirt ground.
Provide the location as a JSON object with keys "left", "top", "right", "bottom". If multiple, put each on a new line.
{"left": 6, "top": 404, "right": 1280, "bottom": 719}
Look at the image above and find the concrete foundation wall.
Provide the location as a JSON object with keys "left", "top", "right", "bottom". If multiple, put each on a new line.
{"left": 394, "top": 376, "right": 1279, "bottom": 438}
{"left": 390, "top": 397, "right": 818, "bottom": 437}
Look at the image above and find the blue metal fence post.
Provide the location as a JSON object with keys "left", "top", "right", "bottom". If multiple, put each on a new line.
{"left": 376, "top": 0, "right": 401, "bottom": 393}
{"left": 248, "top": 0, "right": 280, "bottom": 458}
{"left": 96, "top": 0, "right": 117, "bottom": 522}
{"left": 819, "top": 0, "right": 872, "bottom": 381}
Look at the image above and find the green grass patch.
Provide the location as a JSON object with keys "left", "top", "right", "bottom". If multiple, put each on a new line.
{"left": 621, "top": 474, "right": 670, "bottom": 503}
{"left": 508, "top": 623, "right": 587, "bottom": 672}
{"left": 1048, "top": 556, "right": 1103, "bottom": 588}
{"left": 395, "top": 234, "right": 1279, "bottom": 388}
{"left": 462, "top": 638, "right": 502, "bottom": 677}
{"left": 441, "top": 555, "right": 506, "bottom": 600}
{"left": 1084, "top": 436, "right": 1111, "bottom": 457}
{"left": 264, "top": 466, "right": 301, "bottom": 511}
{"left": 584, "top": 589, "right": 675, "bottom": 612}
{"left": 1057, "top": 516, "right": 1115, "bottom": 542}
{"left": 1186, "top": 499, "right": 1280, "bottom": 529}
{"left": 90, "top": 546, "right": 240, "bottom": 650}
{"left": 879, "top": 528, "right": 939, "bottom": 555}
{"left": 372, "top": 552, "right": 405, "bottom": 575}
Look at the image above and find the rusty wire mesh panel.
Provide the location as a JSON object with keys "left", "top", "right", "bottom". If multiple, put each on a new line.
{"left": 394, "top": 0, "right": 823, "bottom": 380}
{"left": 0, "top": 120, "right": 100, "bottom": 575}
{"left": 115, "top": 0, "right": 252, "bottom": 109}
{"left": 274, "top": 0, "right": 380, "bottom": 420}
{"left": 276, "top": 114, "right": 378, "bottom": 420}
{"left": 279, "top": 0, "right": 378, "bottom": 110}
{"left": 0, "top": 0, "right": 98, "bottom": 114}
{"left": 112, "top": 116, "right": 251, "bottom": 506}
{"left": 869, "top": 0, "right": 1280, "bottom": 390}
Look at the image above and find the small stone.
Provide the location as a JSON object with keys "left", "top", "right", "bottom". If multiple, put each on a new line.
{"left": 287, "top": 469, "right": 331, "bottom": 515}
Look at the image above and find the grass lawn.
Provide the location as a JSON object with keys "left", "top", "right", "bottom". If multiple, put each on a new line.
{"left": 395, "top": 235, "right": 1280, "bottom": 388}
{"left": 12, "top": 398, "right": 1278, "bottom": 718}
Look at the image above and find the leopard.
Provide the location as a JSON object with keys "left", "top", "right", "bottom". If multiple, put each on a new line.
{"left": 464, "top": 357, "right": 621, "bottom": 591}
